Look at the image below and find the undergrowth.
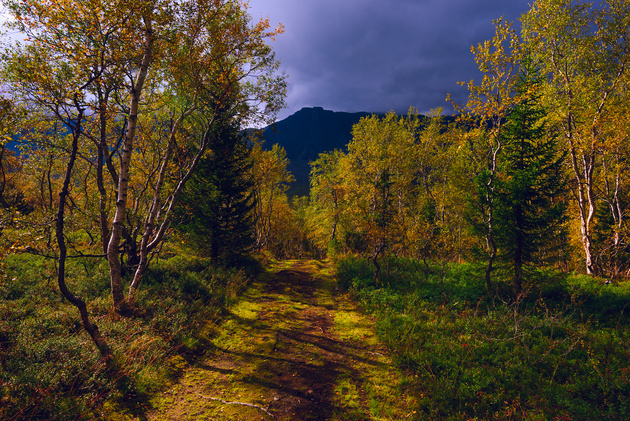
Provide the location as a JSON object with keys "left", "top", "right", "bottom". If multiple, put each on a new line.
{"left": 0, "top": 252, "right": 256, "bottom": 420}
{"left": 336, "top": 255, "right": 630, "bottom": 420}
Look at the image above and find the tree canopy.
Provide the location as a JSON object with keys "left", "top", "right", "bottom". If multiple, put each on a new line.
{"left": 0, "top": 0, "right": 286, "bottom": 354}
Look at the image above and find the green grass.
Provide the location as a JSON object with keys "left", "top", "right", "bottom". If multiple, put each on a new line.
{"left": 0, "top": 252, "right": 254, "bottom": 420}
{"left": 335, "top": 255, "right": 630, "bottom": 420}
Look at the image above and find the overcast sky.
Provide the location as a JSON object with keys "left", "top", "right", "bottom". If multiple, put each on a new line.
{"left": 247, "top": 0, "right": 532, "bottom": 120}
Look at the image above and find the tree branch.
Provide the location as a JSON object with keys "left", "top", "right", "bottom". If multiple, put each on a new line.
{"left": 198, "top": 394, "right": 274, "bottom": 418}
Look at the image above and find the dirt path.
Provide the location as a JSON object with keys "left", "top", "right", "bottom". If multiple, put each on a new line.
{"left": 147, "top": 260, "right": 415, "bottom": 420}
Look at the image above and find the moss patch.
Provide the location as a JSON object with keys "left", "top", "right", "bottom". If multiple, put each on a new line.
{"left": 144, "top": 260, "right": 415, "bottom": 420}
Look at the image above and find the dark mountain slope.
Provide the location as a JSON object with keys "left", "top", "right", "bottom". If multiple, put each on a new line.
{"left": 257, "top": 107, "right": 379, "bottom": 196}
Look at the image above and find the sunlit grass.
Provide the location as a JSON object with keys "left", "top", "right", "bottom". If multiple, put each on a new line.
{"left": 336, "top": 255, "right": 630, "bottom": 419}
{"left": 0, "top": 252, "right": 252, "bottom": 420}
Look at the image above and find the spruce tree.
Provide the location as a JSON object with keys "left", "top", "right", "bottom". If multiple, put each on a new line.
{"left": 494, "top": 58, "right": 566, "bottom": 293}
{"left": 177, "top": 120, "right": 256, "bottom": 263}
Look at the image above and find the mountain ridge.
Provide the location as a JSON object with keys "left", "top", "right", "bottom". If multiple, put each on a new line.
{"left": 255, "top": 107, "right": 385, "bottom": 195}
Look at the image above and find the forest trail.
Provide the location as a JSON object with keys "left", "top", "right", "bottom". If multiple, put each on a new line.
{"left": 146, "top": 260, "right": 416, "bottom": 420}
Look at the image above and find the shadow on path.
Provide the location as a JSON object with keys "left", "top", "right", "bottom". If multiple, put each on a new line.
{"left": 148, "top": 260, "right": 413, "bottom": 420}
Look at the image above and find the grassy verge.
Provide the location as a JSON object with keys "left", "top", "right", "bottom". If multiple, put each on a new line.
{"left": 0, "top": 252, "right": 256, "bottom": 420}
{"left": 335, "top": 255, "right": 630, "bottom": 420}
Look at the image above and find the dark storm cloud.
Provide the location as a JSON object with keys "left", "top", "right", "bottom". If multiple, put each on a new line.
{"left": 247, "top": 0, "right": 531, "bottom": 119}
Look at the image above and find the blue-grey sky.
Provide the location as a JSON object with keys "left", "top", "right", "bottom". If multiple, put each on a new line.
{"left": 247, "top": 0, "right": 532, "bottom": 119}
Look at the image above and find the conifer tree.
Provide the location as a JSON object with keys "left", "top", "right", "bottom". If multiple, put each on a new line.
{"left": 177, "top": 120, "right": 256, "bottom": 263}
{"left": 494, "top": 58, "right": 566, "bottom": 293}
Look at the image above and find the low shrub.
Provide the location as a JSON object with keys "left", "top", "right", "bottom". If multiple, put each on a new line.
{"left": 336, "top": 254, "right": 373, "bottom": 291}
{"left": 336, "top": 255, "right": 630, "bottom": 419}
{"left": 0, "top": 252, "right": 252, "bottom": 420}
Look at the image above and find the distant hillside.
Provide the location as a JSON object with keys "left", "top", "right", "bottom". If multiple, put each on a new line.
{"left": 252, "top": 107, "right": 455, "bottom": 196}
{"left": 255, "top": 107, "right": 380, "bottom": 196}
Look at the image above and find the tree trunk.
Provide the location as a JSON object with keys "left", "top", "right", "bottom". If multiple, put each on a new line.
{"left": 370, "top": 241, "right": 386, "bottom": 285}
{"left": 330, "top": 194, "right": 338, "bottom": 243}
{"left": 56, "top": 110, "right": 111, "bottom": 359}
{"left": 128, "top": 119, "right": 179, "bottom": 297}
{"left": 484, "top": 126, "right": 501, "bottom": 293}
{"left": 129, "top": 116, "right": 213, "bottom": 298}
{"left": 568, "top": 131, "right": 596, "bottom": 275}
{"left": 96, "top": 91, "right": 110, "bottom": 255}
{"left": 107, "top": 19, "right": 154, "bottom": 314}
{"left": 485, "top": 235, "right": 496, "bottom": 293}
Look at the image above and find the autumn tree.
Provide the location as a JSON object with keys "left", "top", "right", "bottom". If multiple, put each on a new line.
{"left": 0, "top": 0, "right": 146, "bottom": 354}
{"left": 117, "top": 1, "right": 285, "bottom": 309}
{"left": 405, "top": 109, "right": 463, "bottom": 269}
{"left": 334, "top": 111, "right": 420, "bottom": 279}
{"left": 592, "top": 94, "right": 630, "bottom": 277}
{"left": 308, "top": 149, "right": 346, "bottom": 253}
{"left": 0, "top": 100, "right": 27, "bottom": 213}
{"left": 1, "top": 0, "right": 285, "bottom": 354}
{"left": 250, "top": 141, "right": 295, "bottom": 256}
{"left": 521, "top": 0, "right": 630, "bottom": 275}
{"left": 307, "top": 109, "right": 464, "bottom": 271}
{"left": 450, "top": 18, "right": 522, "bottom": 290}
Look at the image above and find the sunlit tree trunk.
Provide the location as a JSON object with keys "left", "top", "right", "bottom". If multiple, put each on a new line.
{"left": 107, "top": 18, "right": 154, "bottom": 314}
{"left": 484, "top": 131, "right": 501, "bottom": 292}
{"left": 128, "top": 114, "right": 210, "bottom": 298}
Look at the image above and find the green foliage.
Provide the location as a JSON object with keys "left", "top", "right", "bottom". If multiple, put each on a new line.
{"left": 176, "top": 121, "right": 256, "bottom": 263}
{"left": 492, "top": 57, "right": 567, "bottom": 292}
{"left": 336, "top": 255, "right": 630, "bottom": 419}
{"left": 309, "top": 109, "right": 464, "bottom": 272}
{"left": 336, "top": 254, "right": 375, "bottom": 291}
{"left": 0, "top": 252, "right": 250, "bottom": 419}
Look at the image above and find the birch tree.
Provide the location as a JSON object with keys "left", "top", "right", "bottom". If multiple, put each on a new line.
{"left": 251, "top": 142, "right": 294, "bottom": 253}
{"left": 1, "top": 0, "right": 149, "bottom": 353}
{"left": 521, "top": 0, "right": 630, "bottom": 275}
{"left": 450, "top": 18, "right": 522, "bottom": 290}
{"left": 1, "top": 0, "right": 286, "bottom": 352}
{"left": 339, "top": 112, "right": 419, "bottom": 279}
